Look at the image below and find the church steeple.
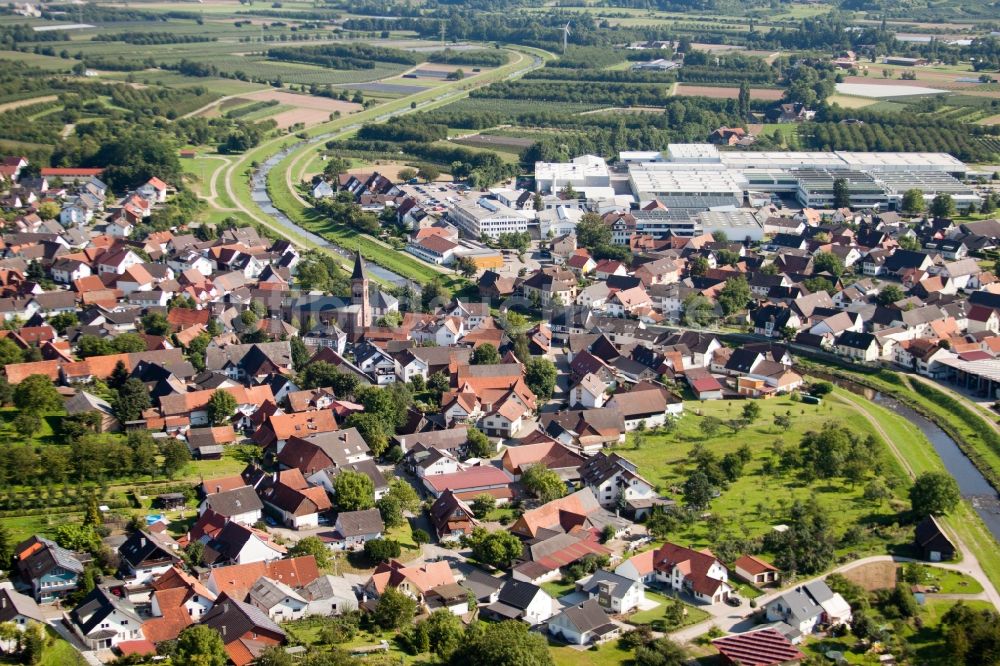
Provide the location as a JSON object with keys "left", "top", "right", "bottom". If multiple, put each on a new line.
{"left": 351, "top": 250, "right": 371, "bottom": 329}
{"left": 352, "top": 249, "right": 367, "bottom": 281}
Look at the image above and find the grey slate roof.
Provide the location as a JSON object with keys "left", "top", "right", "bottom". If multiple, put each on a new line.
{"left": 551, "top": 597, "right": 615, "bottom": 634}
{"left": 578, "top": 569, "right": 638, "bottom": 601}
{"left": 202, "top": 486, "right": 264, "bottom": 518}
{"left": 334, "top": 508, "right": 384, "bottom": 538}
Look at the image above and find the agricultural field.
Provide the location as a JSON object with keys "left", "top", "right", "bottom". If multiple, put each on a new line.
{"left": 835, "top": 82, "right": 948, "bottom": 98}
{"left": 674, "top": 83, "right": 784, "bottom": 100}
{"left": 235, "top": 89, "right": 361, "bottom": 129}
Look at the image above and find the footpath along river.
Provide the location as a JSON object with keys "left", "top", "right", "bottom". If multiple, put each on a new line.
{"left": 831, "top": 376, "right": 1000, "bottom": 542}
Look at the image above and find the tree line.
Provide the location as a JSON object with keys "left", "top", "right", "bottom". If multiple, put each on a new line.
{"left": 267, "top": 42, "right": 422, "bottom": 69}
{"left": 90, "top": 31, "right": 217, "bottom": 45}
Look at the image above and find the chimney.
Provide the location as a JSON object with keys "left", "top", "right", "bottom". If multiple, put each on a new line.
{"left": 216, "top": 485, "right": 221, "bottom": 494}
{"left": 140, "top": 538, "right": 147, "bottom": 548}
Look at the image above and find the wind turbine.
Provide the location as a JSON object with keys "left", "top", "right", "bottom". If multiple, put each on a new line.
{"left": 562, "top": 22, "right": 571, "bottom": 54}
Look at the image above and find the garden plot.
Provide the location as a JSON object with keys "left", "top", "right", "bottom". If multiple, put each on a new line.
{"left": 675, "top": 84, "right": 784, "bottom": 100}
{"left": 240, "top": 90, "right": 361, "bottom": 129}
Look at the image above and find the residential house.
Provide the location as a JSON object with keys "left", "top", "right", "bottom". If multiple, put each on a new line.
{"left": 483, "top": 580, "right": 554, "bottom": 625}
{"left": 605, "top": 382, "right": 683, "bottom": 431}
{"left": 429, "top": 489, "right": 481, "bottom": 542}
{"left": 257, "top": 469, "right": 333, "bottom": 530}
{"left": 571, "top": 372, "right": 608, "bottom": 409}
{"left": 835, "top": 330, "right": 880, "bottom": 363}
{"left": 0, "top": 585, "right": 45, "bottom": 633}
{"left": 330, "top": 508, "right": 384, "bottom": 551}
{"left": 70, "top": 586, "right": 144, "bottom": 650}
{"left": 199, "top": 486, "right": 264, "bottom": 526}
{"left": 302, "top": 575, "right": 359, "bottom": 617}
{"left": 578, "top": 452, "right": 657, "bottom": 513}
{"left": 648, "top": 542, "right": 731, "bottom": 605}
{"left": 547, "top": 598, "right": 619, "bottom": 646}
{"left": 365, "top": 560, "right": 457, "bottom": 604}
{"left": 200, "top": 521, "right": 285, "bottom": 567}
{"left": 765, "top": 580, "right": 851, "bottom": 635}
{"left": 200, "top": 594, "right": 286, "bottom": 666}
{"left": 118, "top": 530, "right": 182, "bottom": 588}
{"left": 577, "top": 569, "right": 644, "bottom": 614}
{"left": 501, "top": 440, "right": 586, "bottom": 482}
{"left": 249, "top": 577, "right": 308, "bottom": 622}
{"left": 13, "top": 535, "right": 85, "bottom": 602}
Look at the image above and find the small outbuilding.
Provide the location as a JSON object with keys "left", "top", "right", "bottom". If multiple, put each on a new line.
{"left": 914, "top": 515, "right": 956, "bottom": 562}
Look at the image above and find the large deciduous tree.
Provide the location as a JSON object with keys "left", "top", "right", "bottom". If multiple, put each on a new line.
{"left": 333, "top": 470, "right": 375, "bottom": 512}
{"left": 909, "top": 471, "right": 961, "bottom": 516}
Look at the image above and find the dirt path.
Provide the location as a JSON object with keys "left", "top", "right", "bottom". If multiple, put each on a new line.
{"left": 181, "top": 93, "right": 246, "bottom": 120}
{"left": 0, "top": 94, "right": 57, "bottom": 114}
{"left": 196, "top": 155, "right": 239, "bottom": 210}
{"left": 907, "top": 373, "right": 1000, "bottom": 434}
{"left": 833, "top": 392, "right": 1000, "bottom": 611}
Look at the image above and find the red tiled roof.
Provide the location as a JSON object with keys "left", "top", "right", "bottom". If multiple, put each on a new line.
{"left": 117, "top": 639, "right": 157, "bottom": 656}
{"left": 141, "top": 606, "right": 192, "bottom": 643}
{"left": 423, "top": 466, "right": 511, "bottom": 494}
{"left": 3, "top": 359, "right": 60, "bottom": 383}
{"left": 207, "top": 556, "right": 319, "bottom": 601}
{"left": 40, "top": 167, "right": 103, "bottom": 177}
{"left": 535, "top": 537, "right": 611, "bottom": 570}
{"left": 653, "top": 542, "right": 727, "bottom": 597}
{"left": 733, "top": 554, "right": 779, "bottom": 575}
{"left": 712, "top": 628, "right": 805, "bottom": 666}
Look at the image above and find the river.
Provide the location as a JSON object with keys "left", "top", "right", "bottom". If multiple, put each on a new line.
{"left": 250, "top": 142, "right": 415, "bottom": 288}
{"left": 828, "top": 376, "right": 1000, "bottom": 542}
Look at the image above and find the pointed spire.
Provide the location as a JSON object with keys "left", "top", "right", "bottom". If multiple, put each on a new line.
{"left": 352, "top": 249, "right": 367, "bottom": 281}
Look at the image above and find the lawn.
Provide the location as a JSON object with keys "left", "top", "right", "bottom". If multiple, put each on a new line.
{"left": 614, "top": 395, "right": 912, "bottom": 557}
{"left": 800, "top": 598, "right": 995, "bottom": 665}
{"left": 625, "top": 590, "right": 711, "bottom": 628}
{"left": 38, "top": 635, "right": 82, "bottom": 666}
{"left": 542, "top": 579, "right": 578, "bottom": 599}
{"left": 903, "top": 563, "right": 984, "bottom": 594}
{"left": 549, "top": 641, "right": 634, "bottom": 666}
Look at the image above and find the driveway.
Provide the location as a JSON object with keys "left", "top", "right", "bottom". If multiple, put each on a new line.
{"left": 669, "top": 554, "right": 998, "bottom": 644}
{"left": 48, "top": 617, "right": 103, "bottom": 665}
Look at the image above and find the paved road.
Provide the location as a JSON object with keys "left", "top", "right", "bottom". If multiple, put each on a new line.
{"left": 669, "top": 554, "right": 992, "bottom": 643}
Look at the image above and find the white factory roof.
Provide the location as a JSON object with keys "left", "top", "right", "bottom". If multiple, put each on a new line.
{"left": 534, "top": 155, "right": 609, "bottom": 181}
{"left": 874, "top": 170, "right": 977, "bottom": 195}
{"left": 834, "top": 152, "right": 968, "bottom": 171}
{"left": 696, "top": 209, "right": 764, "bottom": 230}
{"left": 454, "top": 199, "right": 530, "bottom": 220}
{"left": 629, "top": 165, "right": 747, "bottom": 195}
{"left": 718, "top": 151, "right": 845, "bottom": 169}
{"left": 575, "top": 186, "right": 618, "bottom": 200}
{"left": 667, "top": 143, "right": 721, "bottom": 162}
{"left": 620, "top": 151, "right": 664, "bottom": 163}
